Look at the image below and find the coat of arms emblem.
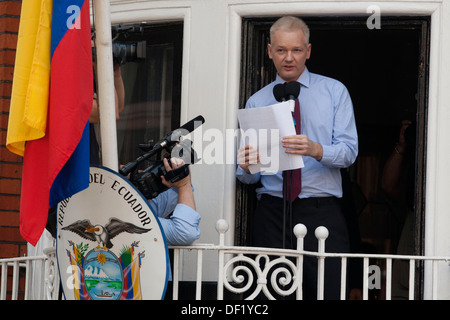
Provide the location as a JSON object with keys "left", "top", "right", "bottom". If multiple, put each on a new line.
{"left": 57, "top": 166, "right": 169, "bottom": 300}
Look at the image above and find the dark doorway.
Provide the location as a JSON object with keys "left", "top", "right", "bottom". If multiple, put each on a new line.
{"left": 236, "top": 16, "right": 429, "bottom": 299}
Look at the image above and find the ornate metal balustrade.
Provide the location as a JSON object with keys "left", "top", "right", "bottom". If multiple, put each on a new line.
{"left": 1, "top": 219, "right": 449, "bottom": 300}
{"left": 171, "top": 220, "right": 449, "bottom": 300}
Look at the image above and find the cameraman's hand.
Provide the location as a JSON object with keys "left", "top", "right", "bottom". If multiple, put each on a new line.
{"left": 396, "top": 120, "right": 412, "bottom": 154}
{"left": 161, "top": 157, "right": 191, "bottom": 189}
{"left": 161, "top": 157, "right": 196, "bottom": 210}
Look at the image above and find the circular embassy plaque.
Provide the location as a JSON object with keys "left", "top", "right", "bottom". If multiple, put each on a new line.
{"left": 56, "top": 166, "right": 169, "bottom": 300}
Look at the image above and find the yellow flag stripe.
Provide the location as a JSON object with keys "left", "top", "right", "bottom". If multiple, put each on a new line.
{"left": 6, "top": 0, "right": 53, "bottom": 156}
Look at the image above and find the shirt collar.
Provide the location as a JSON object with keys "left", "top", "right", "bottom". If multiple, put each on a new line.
{"left": 275, "top": 67, "right": 310, "bottom": 88}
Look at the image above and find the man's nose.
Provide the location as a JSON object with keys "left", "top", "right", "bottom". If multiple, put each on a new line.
{"left": 285, "top": 50, "right": 294, "bottom": 61}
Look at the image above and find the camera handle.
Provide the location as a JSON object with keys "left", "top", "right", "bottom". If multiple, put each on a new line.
{"left": 164, "top": 164, "right": 190, "bottom": 183}
{"left": 119, "top": 144, "right": 164, "bottom": 176}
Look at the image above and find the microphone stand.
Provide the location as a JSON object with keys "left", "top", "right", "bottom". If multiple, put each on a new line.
{"left": 274, "top": 82, "right": 300, "bottom": 250}
{"left": 283, "top": 173, "right": 287, "bottom": 249}
{"left": 289, "top": 171, "right": 294, "bottom": 249}
{"left": 282, "top": 170, "right": 294, "bottom": 249}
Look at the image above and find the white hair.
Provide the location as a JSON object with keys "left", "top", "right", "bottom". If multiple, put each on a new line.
{"left": 270, "top": 16, "right": 310, "bottom": 45}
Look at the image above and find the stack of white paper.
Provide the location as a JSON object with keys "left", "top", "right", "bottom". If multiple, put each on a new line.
{"left": 237, "top": 101, "right": 304, "bottom": 174}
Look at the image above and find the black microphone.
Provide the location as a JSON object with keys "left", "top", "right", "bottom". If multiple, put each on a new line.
{"left": 284, "top": 81, "right": 300, "bottom": 113}
{"left": 162, "top": 115, "right": 205, "bottom": 147}
{"left": 285, "top": 81, "right": 300, "bottom": 100}
{"left": 178, "top": 115, "right": 205, "bottom": 135}
{"left": 273, "top": 83, "right": 286, "bottom": 102}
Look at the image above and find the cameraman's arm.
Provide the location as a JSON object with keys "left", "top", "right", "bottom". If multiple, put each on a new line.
{"left": 157, "top": 158, "right": 200, "bottom": 245}
{"left": 381, "top": 120, "right": 411, "bottom": 198}
{"left": 114, "top": 64, "right": 125, "bottom": 118}
{"left": 168, "top": 174, "right": 195, "bottom": 211}
{"left": 150, "top": 188, "right": 179, "bottom": 219}
{"left": 173, "top": 183, "right": 195, "bottom": 209}
{"left": 90, "top": 94, "right": 99, "bottom": 124}
{"left": 158, "top": 203, "right": 200, "bottom": 246}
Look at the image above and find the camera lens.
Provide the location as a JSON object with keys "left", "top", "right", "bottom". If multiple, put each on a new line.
{"left": 112, "top": 41, "right": 146, "bottom": 65}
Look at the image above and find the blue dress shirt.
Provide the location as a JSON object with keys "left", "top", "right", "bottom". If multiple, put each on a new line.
{"left": 236, "top": 68, "right": 358, "bottom": 199}
{"left": 150, "top": 187, "right": 201, "bottom": 246}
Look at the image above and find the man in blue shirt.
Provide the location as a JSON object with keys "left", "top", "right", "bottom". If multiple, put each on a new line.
{"left": 236, "top": 16, "right": 358, "bottom": 299}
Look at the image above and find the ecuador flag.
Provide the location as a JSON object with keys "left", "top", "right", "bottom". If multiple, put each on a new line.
{"left": 6, "top": 0, "right": 93, "bottom": 245}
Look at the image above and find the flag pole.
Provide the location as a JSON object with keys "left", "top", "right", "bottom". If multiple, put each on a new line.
{"left": 93, "top": 0, "right": 118, "bottom": 171}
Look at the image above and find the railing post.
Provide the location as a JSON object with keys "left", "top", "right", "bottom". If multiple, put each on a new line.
{"left": 196, "top": 250, "right": 203, "bottom": 300}
{"left": 315, "top": 226, "right": 329, "bottom": 300}
{"left": 216, "top": 219, "right": 229, "bottom": 300}
{"left": 432, "top": 260, "right": 438, "bottom": 299}
{"left": 363, "top": 257, "right": 369, "bottom": 300}
{"left": 24, "top": 260, "right": 32, "bottom": 300}
{"left": 409, "top": 260, "right": 415, "bottom": 300}
{"left": 172, "top": 248, "right": 180, "bottom": 300}
{"left": 43, "top": 247, "right": 59, "bottom": 300}
{"left": 216, "top": 219, "right": 229, "bottom": 247}
{"left": 294, "top": 224, "right": 307, "bottom": 300}
{"left": 385, "top": 258, "right": 392, "bottom": 300}
{"left": 0, "top": 262, "right": 7, "bottom": 300}
{"left": 11, "top": 261, "right": 19, "bottom": 300}
{"left": 340, "top": 257, "right": 347, "bottom": 300}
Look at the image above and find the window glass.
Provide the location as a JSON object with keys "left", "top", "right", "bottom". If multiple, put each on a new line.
{"left": 115, "top": 23, "right": 183, "bottom": 167}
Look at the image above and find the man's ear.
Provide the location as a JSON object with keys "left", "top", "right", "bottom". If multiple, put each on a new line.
{"left": 267, "top": 43, "right": 273, "bottom": 60}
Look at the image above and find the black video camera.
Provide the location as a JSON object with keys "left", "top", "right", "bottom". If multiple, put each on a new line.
{"left": 111, "top": 25, "right": 146, "bottom": 65}
{"left": 112, "top": 41, "right": 146, "bottom": 65}
{"left": 91, "top": 41, "right": 146, "bottom": 65}
{"left": 91, "top": 25, "right": 146, "bottom": 65}
{"left": 119, "top": 116, "right": 205, "bottom": 199}
{"left": 129, "top": 139, "right": 199, "bottom": 199}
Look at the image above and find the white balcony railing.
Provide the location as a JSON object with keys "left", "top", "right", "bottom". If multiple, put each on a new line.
{"left": 1, "top": 220, "right": 449, "bottom": 300}
{"left": 0, "top": 246, "right": 59, "bottom": 300}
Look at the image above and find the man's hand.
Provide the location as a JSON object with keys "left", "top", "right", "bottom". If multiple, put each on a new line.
{"left": 282, "top": 134, "right": 323, "bottom": 161}
{"left": 237, "top": 145, "right": 260, "bottom": 173}
{"left": 161, "top": 157, "right": 195, "bottom": 210}
{"left": 396, "top": 119, "right": 412, "bottom": 154}
{"left": 161, "top": 157, "right": 191, "bottom": 189}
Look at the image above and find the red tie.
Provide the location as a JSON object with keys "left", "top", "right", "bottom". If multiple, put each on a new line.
{"left": 283, "top": 98, "right": 302, "bottom": 202}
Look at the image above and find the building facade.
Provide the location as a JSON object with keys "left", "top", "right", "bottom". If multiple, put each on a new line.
{"left": 2, "top": 0, "right": 450, "bottom": 299}
{"left": 0, "top": 0, "right": 25, "bottom": 259}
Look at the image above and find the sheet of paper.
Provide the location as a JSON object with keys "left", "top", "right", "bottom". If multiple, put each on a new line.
{"left": 237, "top": 101, "right": 304, "bottom": 174}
